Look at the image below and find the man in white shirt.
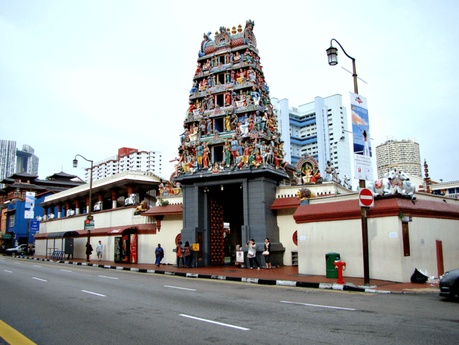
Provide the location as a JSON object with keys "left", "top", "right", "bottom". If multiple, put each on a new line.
{"left": 96, "top": 241, "right": 103, "bottom": 261}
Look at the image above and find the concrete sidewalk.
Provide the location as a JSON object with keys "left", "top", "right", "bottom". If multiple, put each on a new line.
{"left": 17, "top": 255, "right": 440, "bottom": 294}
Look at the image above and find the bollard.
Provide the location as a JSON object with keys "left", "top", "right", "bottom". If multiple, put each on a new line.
{"left": 334, "top": 260, "right": 346, "bottom": 284}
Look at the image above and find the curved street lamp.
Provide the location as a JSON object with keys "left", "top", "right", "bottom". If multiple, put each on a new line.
{"left": 73, "top": 154, "right": 93, "bottom": 262}
{"left": 326, "top": 39, "right": 370, "bottom": 286}
{"left": 326, "top": 38, "right": 358, "bottom": 95}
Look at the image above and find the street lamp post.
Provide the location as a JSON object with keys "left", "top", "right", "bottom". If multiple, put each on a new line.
{"left": 326, "top": 39, "right": 370, "bottom": 286}
{"left": 73, "top": 154, "right": 93, "bottom": 262}
{"left": 326, "top": 38, "right": 358, "bottom": 95}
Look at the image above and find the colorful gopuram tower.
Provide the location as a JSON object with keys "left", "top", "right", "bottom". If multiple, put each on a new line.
{"left": 174, "top": 20, "right": 288, "bottom": 267}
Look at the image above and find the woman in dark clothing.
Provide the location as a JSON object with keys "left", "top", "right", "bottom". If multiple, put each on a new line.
{"left": 264, "top": 238, "right": 272, "bottom": 269}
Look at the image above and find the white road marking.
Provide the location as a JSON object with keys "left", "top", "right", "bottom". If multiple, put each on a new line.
{"left": 164, "top": 285, "right": 196, "bottom": 291}
{"left": 33, "top": 265, "right": 42, "bottom": 267}
{"left": 32, "top": 277, "right": 47, "bottom": 282}
{"left": 60, "top": 269, "right": 72, "bottom": 272}
{"left": 98, "top": 275, "right": 119, "bottom": 280}
{"left": 81, "top": 290, "right": 106, "bottom": 297}
{"left": 180, "top": 314, "right": 249, "bottom": 331}
{"left": 4, "top": 270, "right": 12, "bottom": 273}
{"left": 280, "top": 300, "right": 356, "bottom": 311}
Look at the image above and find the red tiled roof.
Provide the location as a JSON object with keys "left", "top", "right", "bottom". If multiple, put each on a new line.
{"left": 271, "top": 197, "right": 300, "bottom": 210}
{"left": 293, "top": 195, "right": 459, "bottom": 224}
{"left": 141, "top": 204, "right": 183, "bottom": 216}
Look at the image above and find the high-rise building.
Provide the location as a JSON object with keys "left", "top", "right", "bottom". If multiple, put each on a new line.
{"left": 84, "top": 147, "right": 163, "bottom": 182}
{"left": 1, "top": 141, "right": 40, "bottom": 186}
{"left": 271, "top": 94, "right": 352, "bottom": 180}
{"left": 16, "top": 144, "right": 39, "bottom": 175}
{"left": 0, "top": 140, "right": 17, "bottom": 184}
{"left": 376, "top": 137, "right": 421, "bottom": 178}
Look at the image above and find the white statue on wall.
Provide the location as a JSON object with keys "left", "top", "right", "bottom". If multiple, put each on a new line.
{"left": 125, "top": 193, "right": 138, "bottom": 206}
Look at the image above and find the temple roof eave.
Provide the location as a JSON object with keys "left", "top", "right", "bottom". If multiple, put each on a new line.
{"left": 39, "top": 171, "right": 161, "bottom": 206}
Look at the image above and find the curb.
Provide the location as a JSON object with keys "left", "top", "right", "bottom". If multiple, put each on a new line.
{"left": 16, "top": 255, "right": 412, "bottom": 294}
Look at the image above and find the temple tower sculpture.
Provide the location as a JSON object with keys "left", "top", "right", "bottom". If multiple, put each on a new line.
{"left": 174, "top": 20, "right": 288, "bottom": 267}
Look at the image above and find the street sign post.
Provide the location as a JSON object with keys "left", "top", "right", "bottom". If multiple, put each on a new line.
{"left": 358, "top": 188, "right": 374, "bottom": 286}
{"left": 359, "top": 188, "right": 374, "bottom": 207}
{"left": 84, "top": 219, "right": 94, "bottom": 231}
{"left": 30, "top": 220, "right": 40, "bottom": 232}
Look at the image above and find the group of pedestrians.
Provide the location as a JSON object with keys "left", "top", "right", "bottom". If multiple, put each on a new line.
{"left": 86, "top": 239, "right": 271, "bottom": 269}
{"left": 155, "top": 241, "right": 193, "bottom": 268}
{"left": 175, "top": 241, "right": 192, "bottom": 268}
{"left": 246, "top": 238, "right": 272, "bottom": 269}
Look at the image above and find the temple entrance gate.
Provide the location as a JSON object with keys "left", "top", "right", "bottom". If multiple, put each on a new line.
{"left": 208, "top": 184, "right": 243, "bottom": 266}
{"left": 210, "top": 199, "right": 224, "bottom": 265}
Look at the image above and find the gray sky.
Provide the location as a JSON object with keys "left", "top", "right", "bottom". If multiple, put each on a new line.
{"left": 1, "top": 0, "right": 458, "bottom": 183}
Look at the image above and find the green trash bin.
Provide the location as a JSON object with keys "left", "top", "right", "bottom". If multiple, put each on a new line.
{"left": 326, "top": 253, "right": 340, "bottom": 278}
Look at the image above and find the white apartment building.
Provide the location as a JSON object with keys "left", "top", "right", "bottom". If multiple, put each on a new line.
{"left": 271, "top": 94, "right": 352, "bottom": 180}
{"left": 376, "top": 137, "right": 421, "bottom": 178}
{"left": 85, "top": 147, "right": 162, "bottom": 182}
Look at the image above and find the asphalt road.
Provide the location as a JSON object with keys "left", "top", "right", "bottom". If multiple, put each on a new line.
{"left": 1, "top": 256, "right": 458, "bottom": 345}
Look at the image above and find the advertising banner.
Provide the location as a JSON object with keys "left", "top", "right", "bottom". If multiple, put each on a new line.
{"left": 350, "top": 92, "right": 373, "bottom": 181}
{"left": 130, "top": 233, "right": 137, "bottom": 264}
{"left": 24, "top": 192, "right": 36, "bottom": 219}
{"left": 25, "top": 192, "right": 35, "bottom": 209}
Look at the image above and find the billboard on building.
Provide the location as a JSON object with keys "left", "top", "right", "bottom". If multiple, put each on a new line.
{"left": 350, "top": 92, "right": 373, "bottom": 181}
{"left": 24, "top": 192, "right": 35, "bottom": 219}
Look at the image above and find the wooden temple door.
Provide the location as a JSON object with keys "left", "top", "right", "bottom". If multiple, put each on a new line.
{"left": 210, "top": 199, "right": 224, "bottom": 266}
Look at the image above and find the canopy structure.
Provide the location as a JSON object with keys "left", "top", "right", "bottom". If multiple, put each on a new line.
{"left": 43, "top": 231, "right": 80, "bottom": 259}
{"left": 46, "top": 231, "right": 80, "bottom": 239}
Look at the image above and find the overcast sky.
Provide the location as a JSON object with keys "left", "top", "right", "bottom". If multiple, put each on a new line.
{"left": 1, "top": 0, "right": 458, "bottom": 184}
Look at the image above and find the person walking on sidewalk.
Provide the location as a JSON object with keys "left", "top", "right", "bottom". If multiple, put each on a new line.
{"left": 155, "top": 243, "right": 164, "bottom": 267}
{"left": 246, "top": 239, "right": 260, "bottom": 270}
{"left": 263, "top": 238, "right": 272, "bottom": 269}
{"left": 85, "top": 242, "right": 93, "bottom": 262}
{"left": 176, "top": 241, "right": 184, "bottom": 267}
{"left": 96, "top": 241, "right": 103, "bottom": 261}
{"left": 183, "top": 241, "right": 192, "bottom": 268}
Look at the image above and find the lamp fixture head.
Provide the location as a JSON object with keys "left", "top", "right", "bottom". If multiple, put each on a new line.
{"left": 326, "top": 46, "right": 338, "bottom": 66}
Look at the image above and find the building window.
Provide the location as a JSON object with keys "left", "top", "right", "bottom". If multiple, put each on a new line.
{"left": 9, "top": 214, "right": 15, "bottom": 228}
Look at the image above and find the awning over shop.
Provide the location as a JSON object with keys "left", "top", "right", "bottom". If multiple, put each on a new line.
{"left": 108, "top": 227, "right": 138, "bottom": 236}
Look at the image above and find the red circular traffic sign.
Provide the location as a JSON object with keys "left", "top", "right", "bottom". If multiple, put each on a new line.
{"left": 359, "top": 188, "right": 374, "bottom": 207}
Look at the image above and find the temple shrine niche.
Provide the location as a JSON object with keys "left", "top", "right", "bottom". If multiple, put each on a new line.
{"left": 174, "top": 20, "right": 288, "bottom": 267}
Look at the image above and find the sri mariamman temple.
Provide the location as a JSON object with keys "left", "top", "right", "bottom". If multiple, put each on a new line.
{"left": 173, "top": 20, "right": 291, "bottom": 266}
{"left": 29, "top": 20, "right": 459, "bottom": 284}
